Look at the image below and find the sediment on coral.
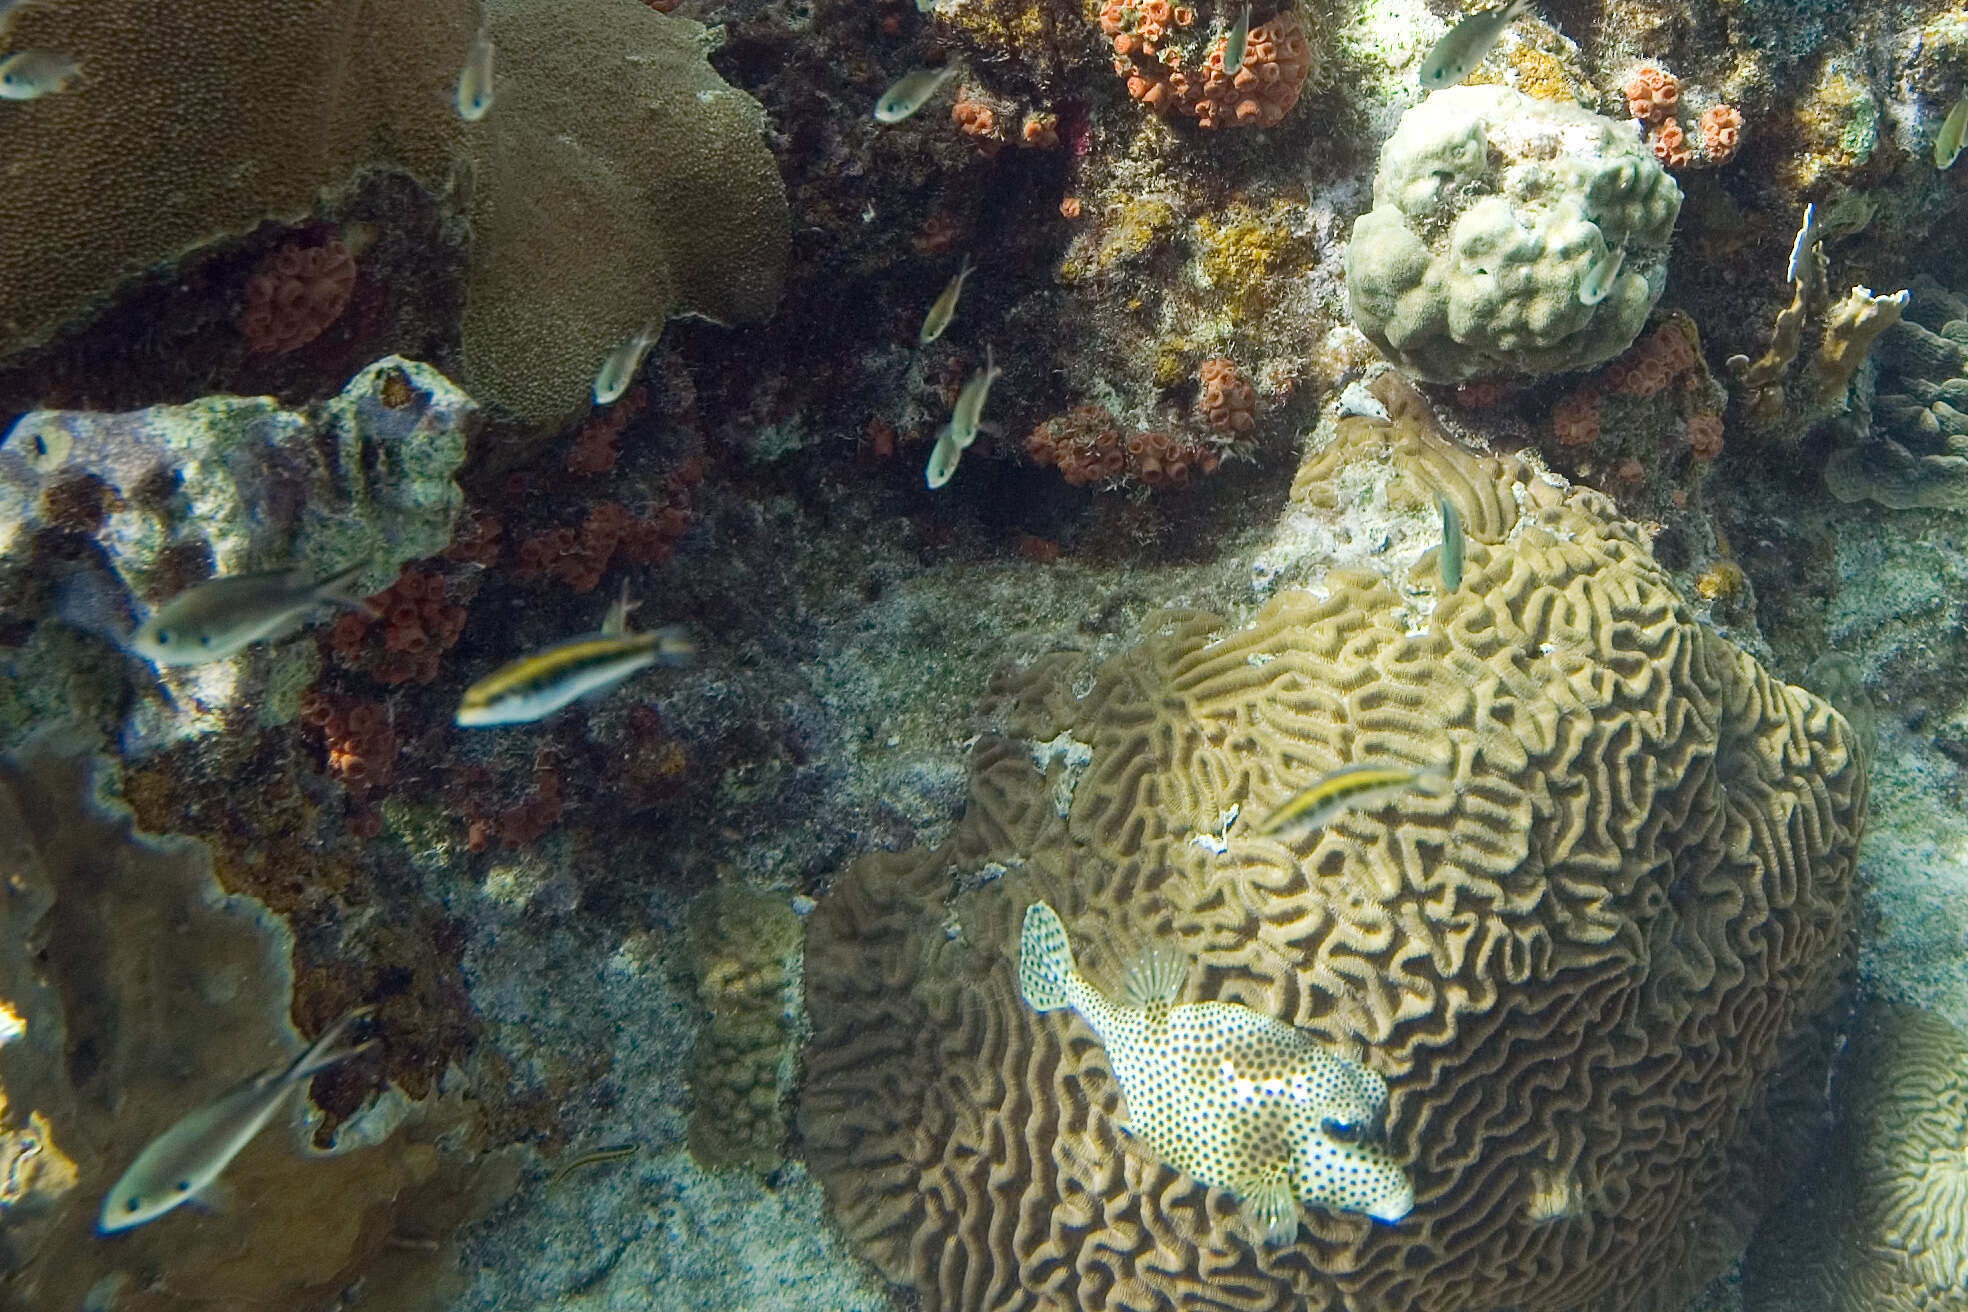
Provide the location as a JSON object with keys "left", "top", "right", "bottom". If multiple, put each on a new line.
{"left": 800, "top": 390, "right": 1866, "bottom": 1312}
{"left": 0, "top": 726, "right": 514, "bottom": 1312}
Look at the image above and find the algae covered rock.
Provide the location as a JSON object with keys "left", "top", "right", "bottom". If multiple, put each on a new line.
{"left": 799, "top": 391, "right": 1864, "bottom": 1311}
{"left": 1346, "top": 85, "right": 1681, "bottom": 382}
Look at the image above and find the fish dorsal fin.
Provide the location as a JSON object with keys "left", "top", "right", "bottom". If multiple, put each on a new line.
{"left": 1122, "top": 943, "right": 1188, "bottom": 1008}
{"left": 1241, "top": 1169, "right": 1300, "bottom": 1246}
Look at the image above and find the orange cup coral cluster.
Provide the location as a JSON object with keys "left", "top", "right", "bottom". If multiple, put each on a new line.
{"left": 238, "top": 239, "right": 357, "bottom": 353}
{"left": 300, "top": 692, "right": 397, "bottom": 796}
{"left": 1025, "top": 403, "right": 1223, "bottom": 488}
{"left": 514, "top": 499, "right": 692, "bottom": 593}
{"left": 951, "top": 97, "right": 1003, "bottom": 156}
{"left": 329, "top": 566, "right": 468, "bottom": 686}
{"left": 1097, "top": 0, "right": 1313, "bottom": 129}
{"left": 1552, "top": 322, "right": 1723, "bottom": 462}
{"left": 1198, "top": 357, "right": 1256, "bottom": 432}
{"left": 1624, "top": 65, "right": 1742, "bottom": 168}
{"left": 567, "top": 387, "right": 646, "bottom": 476}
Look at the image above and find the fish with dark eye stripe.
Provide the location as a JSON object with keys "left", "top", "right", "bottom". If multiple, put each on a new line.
{"left": 1254, "top": 762, "right": 1451, "bottom": 837}
{"left": 456, "top": 590, "right": 692, "bottom": 727}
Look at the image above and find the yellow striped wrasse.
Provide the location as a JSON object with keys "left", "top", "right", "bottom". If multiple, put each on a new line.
{"left": 456, "top": 595, "right": 692, "bottom": 727}
{"left": 1253, "top": 763, "right": 1451, "bottom": 837}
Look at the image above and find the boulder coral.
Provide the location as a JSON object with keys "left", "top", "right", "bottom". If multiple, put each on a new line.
{"left": 800, "top": 383, "right": 1866, "bottom": 1311}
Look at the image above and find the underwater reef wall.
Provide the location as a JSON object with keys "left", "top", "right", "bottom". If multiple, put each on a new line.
{"left": 800, "top": 400, "right": 1868, "bottom": 1311}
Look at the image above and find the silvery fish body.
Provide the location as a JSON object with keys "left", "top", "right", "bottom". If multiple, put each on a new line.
{"left": 1578, "top": 245, "right": 1626, "bottom": 306}
{"left": 99, "top": 1011, "right": 372, "bottom": 1233}
{"left": 947, "top": 345, "right": 1001, "bottom": 450}
{"left": 1937, "top": 95, "right": 1968, "bottom": 170}
{"left": 456, "top": 31, "right": 495, "bottom": 121}
{"left": 132, "top": 561, "right": 374, "bottom": 665}
{"left": 594, "top": 326, "right": 660, "bottom": 405}
{"left": 925, "top": 424, "right": 961, "bottom": 489}
{"left": 919, "top": 256, "right": 974, "bottom": 345}
{"left": 1019, "top": 901, "right": 1414, "bottom": 1243}
{"left": 0, "top": 49, "right": 78, "bottom": 99}
{"left": 874, "top": 65, "right": 959, "bottom": 123}
{"left": 456, "top": 625, "right": 693, "bottom": 727}
{"left": 1223, "top": 3, "right": 1252, "bottom": 72}
{"left": 1417, "top": 0, "right": 1528, "bottom": 90}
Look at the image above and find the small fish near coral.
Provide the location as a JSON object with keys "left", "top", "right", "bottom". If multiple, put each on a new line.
{"left": 918, "top": 254, "right": 974, "bottom": 345}
{"left": 456, "top": 30, "right": 495, "bottom": 122}
{"left": 593, "top": 322, "right": 661, "bottom": 406}
{"left": 132, "top": 560, "right": 378, "bottom": 666}
{"left": 455, "top": 589, "right": 694, "bottom": 727}
{"left": 99, "top": 1008, "right": 376, "bottom": 1233}
{"left": 1253, "top": 762, "right": 1452, "bottom": 837}
{"left": 1017, "top": 900, "right": 1414, "bottom": 1243}
{"left": 1936, "top": 93, "right": 1968, "bottom": 170}
{"left": 1222, "top": 3, "right": 1253, "bottom": 74}
{"left": 0, "top": 48, "right": 79, "bottom": 99}
{"left": 924, "top": 422, "right": 962, "bottom": 489}
{"left": 1436, "top": 495, "right": 1465, "bottom": 592}
{"left": 1417, "top": 0, "right": 1528, "bottom": 90}
{"left": 947, "top": 344, "right": 1002, "bottom": 450}
{"left": 873, "top": 64, "right": 960, "bottom": 124}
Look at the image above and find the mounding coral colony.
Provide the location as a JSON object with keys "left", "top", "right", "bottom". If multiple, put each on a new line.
{"left": 4, "top": 0, "right": 1966, "bottom": 1305}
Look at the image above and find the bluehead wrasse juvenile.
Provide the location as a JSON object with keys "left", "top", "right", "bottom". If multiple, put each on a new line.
{"left": 1223, "top": 3, "right": 1253, "bottom": 73}
{"left": 1254, "top": 763, "right": 1452, "bottom": 837}
{"left": 1437, "top": 494, "right": 1464, "bottom": 592}
{"left": 1578, "top": 246, "right": 1625, "bottom": 306}
{"left": 455, "top": 608, "right": 693, "bottom": 728}
{"left": 133, "top": 560, "right": 377, "bottom": 666}
{"left": 947, "top": 345, "right": 1002, "bottom": 450}
{"left": 593, "top": 324, "right": 660, "bottom": 405}
{"left": 873, "top": 65, "right": 960, "bottom": 124}
{"left": 99, "top": 1008, "right": 376, "bottom": 1233}
{"left": 0, "top": 50, "right": 79, "bottom": 99}
{"left": 455, "top": 30, "right": 495, "bottom": 121}
{"left": 548, "top": 1143, "right": 639, "bottom": 1187}
{"left": 918, "top": 255, "right": 975, "bottom": 346}
{"left": 1416, "top": 0, "right": 1528, "bottom": 91}
{"left": 1936, "top": 95, "right": 1968, "bottom": 170}
{"left": 925, "top": 423, "right": 961, "bottom": 489}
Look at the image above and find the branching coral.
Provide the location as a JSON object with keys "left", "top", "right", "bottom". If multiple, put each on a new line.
{"left": 802, "top": 386, "right": 1865, "bottom": 1311}
{"left": 1727, "top": 204, "right": 1909, "bottom": 425}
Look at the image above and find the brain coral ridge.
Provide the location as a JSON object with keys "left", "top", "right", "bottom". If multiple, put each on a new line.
{"left": 800, "top": 400, "right": 1865, "bottom": 1311}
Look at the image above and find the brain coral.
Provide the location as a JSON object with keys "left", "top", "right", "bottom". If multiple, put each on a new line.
{"left": 1746, "top": 1002, "right": 1968, "bottom": 1311}
{"left": 460, "top": 0, "right": 791, "bottom": 424}
{"left": 1346, "top": 85, "right": 1682, "bottom": 382}
{"left": 800, "top": 386, "right": 1865, "bottom": 1311}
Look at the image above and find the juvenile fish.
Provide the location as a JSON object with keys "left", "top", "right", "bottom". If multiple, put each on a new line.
{"left": 593, "top": 324, "right": 660, "bottom": 405}
{"left": 1578, "top": 245, "right": 1625, "bottom": 306}
{"left": 132, "top": 560, "right": 376, "bottom": 666}
{"left": 947, "top": 344, "right": 1002, "bottom": 450}
{"left": 1019, "top": 900, "right": 1413, "bottom": 1241}
{"left": 99, "top": 1009, "right": 375, "bottom": 1233}
{"left": 918, "top": 255, "right": 974, "bottom": 346}
{"left": 874, "top": 65, "right": 960, "bottom": 124}
{"left": 456, "top": 30, "right": 495, "bottom": 121}
{"left": 0, "top": 49, "right": 79, "bottom": 99}
{"left": 1937, "top": 94, "right": 1968, "bottom": 170}
{"left": 1417, "top": 0, "right": 1528, "bottom": 91}
{"left": 1437, "top": 494, "right": 1464, "bottom": 591}
{"left": 1223, "top": 3, "right": 1253, "bottom": 73}
{"left": 455, "top": 594, "right": 692, "bottom": 727}
{"left": 1254, "top": 762, "right": 1451, "bottom": 836}
{"left": 925, "top": 423, "right": 961, "bottom": 489}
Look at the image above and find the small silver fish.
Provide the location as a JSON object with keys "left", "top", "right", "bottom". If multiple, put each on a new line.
{"left": 918, "top": 255, "right": 974, "bottom": 346}
{"left": 925, "top": 423, "right": 961, "bottom": 489}
{"left": 0, "top": 49, "right": 79, "bottom": 100}
{"left": 456, "top": 31, "right": 495, "bottom": 122}
{"left": 1578, "top": 245, "right": 1625, "bottom": 306}
{"left": 948, "top": 345, "right": 1002, "bottom": 450}
{"left": 1437, "top": 494, "right": 1464, "bottom": 591}
{"left": 99, "top": 1009, "right": 374, "bottom": 1233}
{"left": 1936, "top": 94, "right": 1968, "bottom": 170}
{"left": 1223, "top": 3, "right": 1253, "bottom": 73}
{"left": 593, "top": 324, "right": 660, "bottom": 405}
{"left": 456, "top": 592, "right": 692, "bottom": 727}
{"left": 132, "top": 561, "right": 376, "bottom": 666}
{"left": 1417, "top": 0, "right": 1528, "bottom": 91}
{"left": 874, "top": 64, "right": 960, "bottom": 124}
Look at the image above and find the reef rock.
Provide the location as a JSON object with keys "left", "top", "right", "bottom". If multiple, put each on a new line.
{"left": 1346, "top": 85, "right": 1681, "bottom": 382}
{"left": 799, "top": 384, "right": 1865, "bottom": 1312}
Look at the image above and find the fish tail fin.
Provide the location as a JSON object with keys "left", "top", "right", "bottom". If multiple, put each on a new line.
{"left": 288, "top": 1006, "right": 378, "bottom": 1083}
{"left": 1018, "top": 900, "right": 1079, "bottom": 1013}
{"left": 649, "top": 625, "right": 695, "bottom": 667}
{"left": 603, "top": 581, "right": 640, "bottom": 636}
{"left": 316, "top": 560, "right": 381, "bottom": 620}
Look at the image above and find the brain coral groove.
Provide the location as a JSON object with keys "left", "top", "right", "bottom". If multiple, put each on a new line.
{"left": 801, "top": 411, "right": 1864, "bottom": 1311}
